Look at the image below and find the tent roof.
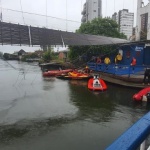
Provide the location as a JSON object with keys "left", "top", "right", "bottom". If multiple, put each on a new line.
{"left": 0, "top": 21, "right": 130, "bottom": 46}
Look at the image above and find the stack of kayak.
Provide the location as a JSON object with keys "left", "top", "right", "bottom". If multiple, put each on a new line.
{"left": 43, "top": 69, "right": 73, "bottom": 77}
{"left": 56, "top": 71, "right": 92, "bottom": 80}
{"left": 87, "top": 75, "right": 107, "bottom": 91}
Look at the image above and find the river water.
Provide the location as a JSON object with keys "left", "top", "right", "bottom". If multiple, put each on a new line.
{"left": 0, "top": 59, "right": 149, "bottom": 150}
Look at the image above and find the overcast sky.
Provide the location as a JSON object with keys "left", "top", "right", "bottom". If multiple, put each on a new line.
{"left": 0, "top": 0, "right": 149, "bottom": 53}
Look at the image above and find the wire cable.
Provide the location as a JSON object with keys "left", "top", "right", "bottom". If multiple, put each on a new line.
{"left": 105, "top": 0, "right": 107, "bottom": 17}
{"left": 46, "top": 0, "right": 47, "bottom": 27}
{"left": 123, "top": 0, "right": 125, "bottom": 9}
{"left": 66, "top": 0, "right": 68, "bottom": 31}
{"left": 19, "top": 0, "right": 25, "bottom": 25}
{"left": 0, "top": 0, "right": 2, "bottom": 21}
{"left": 114, "top": 0, "right": 115, "bottom": 12}
{"left": 0, "top": 7, "right": 81, "bottom": 24}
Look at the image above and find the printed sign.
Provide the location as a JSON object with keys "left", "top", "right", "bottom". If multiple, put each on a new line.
{"left": 135, "top": 46, "right": 143, "bottom": 51}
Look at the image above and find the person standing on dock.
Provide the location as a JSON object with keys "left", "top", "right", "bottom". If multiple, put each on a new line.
{"left": 104, "top": 56, "right": 110, "bottom": 65}
{"left": 115, "top": 53, "right": 122, "bottom": 64}
{"left": 83, "top": 66, "right": 91, "bottom": 74}
{"left": 143, "top": 68, "right": 150, "bottom": 85}
{"left": 130, "top": 57, "right": 136, "bottom": 73}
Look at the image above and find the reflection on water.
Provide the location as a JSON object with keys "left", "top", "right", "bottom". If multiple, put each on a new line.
{"left": 0, "top": 60, "right": 149, "bottom": 150}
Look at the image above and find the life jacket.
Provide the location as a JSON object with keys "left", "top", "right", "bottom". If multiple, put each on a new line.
{"left": 131, "top": 58, "right": 136, "bottom": 66}
{"left": 104, "top": 57, "right": 110, "bottom": 64}
{"left": 116, "top": 54, "right": 122, "bottom": 61}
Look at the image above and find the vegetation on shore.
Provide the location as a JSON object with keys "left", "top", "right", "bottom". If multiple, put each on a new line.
{"left": 69, "top": 18, "right": 127, "bottom": 61}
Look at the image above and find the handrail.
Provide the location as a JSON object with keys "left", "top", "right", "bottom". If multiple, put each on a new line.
{"left": 106, "top": 112, "right": 150, "bottom": 150}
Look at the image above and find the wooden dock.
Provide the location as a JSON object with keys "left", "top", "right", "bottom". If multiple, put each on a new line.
{"left": 92, "top": 72, "right": 150, "bottom": 89}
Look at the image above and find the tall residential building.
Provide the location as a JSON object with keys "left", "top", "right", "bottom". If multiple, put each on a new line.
{"left": 81, "top": 0, "right": 102, "bottom": 23}
{"left": 135, "top": 0, "right": 150, "bottom": 41}
{"left": 112, "top": 9, "right": 134, "bottom": 40}
{"left": 112, "top": 12, "right": 118, "bottom": 24}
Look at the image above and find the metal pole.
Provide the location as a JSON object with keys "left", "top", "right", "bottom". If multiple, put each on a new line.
{"left": 28, "top": 26, "right": 32, "bottom": 46}
{"left": 140, "top": 140, "right": 145, "bottom": 150}
{"left": 66, "top": 0, "right": 67, "bottom": 31}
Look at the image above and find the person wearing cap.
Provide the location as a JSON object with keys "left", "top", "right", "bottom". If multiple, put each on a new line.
{"left": 84, "top": 66, "right": 90, "bottom": 73}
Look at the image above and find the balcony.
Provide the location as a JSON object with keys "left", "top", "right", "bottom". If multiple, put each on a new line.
{"left": 81, "top": 16, "right": 86, "bottom": 23}
{"left": 81, "top": 8, "right": 86, "bottom": 15}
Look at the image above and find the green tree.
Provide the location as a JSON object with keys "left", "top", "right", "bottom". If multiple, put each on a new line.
{"left": 76, "top": 18, "right": 126, "bottom": 39}
{"left": 69, "top": 18, "right": 127, "bottom": 61}
{"left": 42, "top": 50, "right": 52, "bottom": 62}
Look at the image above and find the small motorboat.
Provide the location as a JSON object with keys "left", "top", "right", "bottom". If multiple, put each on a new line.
{"left": 133, "top": 87, "right": 150, "bottom": 101}
{"left": 43, "top": 69, "right": 73, "bottom": 77}
{"left": 88, "top": 75, "right": 107, "bottom": 91}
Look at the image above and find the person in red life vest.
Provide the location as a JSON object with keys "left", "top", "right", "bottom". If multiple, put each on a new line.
{"left": 96, "top": 57, "right": 101, "bottom": 64}
{"left": 130, "top": 57, "right": 136, "bottom": 72}
{"left": 130, "top": 57, "right": 136, "bottom": 66}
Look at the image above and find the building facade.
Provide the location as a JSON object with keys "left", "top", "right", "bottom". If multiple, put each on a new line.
{"left": 112, "top": 12, "right": 118, "bottom": 24}
{"left": 135, "top": 0, "right": 150, "bottom": 41}
{"left": 112, "top": 9, "right": 134, "bottom": 40}
{"left": 81, "top": 0, "right": 102, "bottom": 23}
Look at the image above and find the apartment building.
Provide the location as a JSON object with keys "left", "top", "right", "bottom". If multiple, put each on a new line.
{"left": 81, "top": 0, "right": 102, "bottom": 23}
{"left": 112, "top": 9, "right": 134, "bottom": 40}
{"left": 112, "top": 12, "right": 118, "bottom": 24}
{"left": 135, "top": 0, "right": 150, "bottom": 41}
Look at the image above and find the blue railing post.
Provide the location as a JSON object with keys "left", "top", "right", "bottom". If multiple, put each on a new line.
{"left": 128, "top": 65, "right": 131, "bottom": 77}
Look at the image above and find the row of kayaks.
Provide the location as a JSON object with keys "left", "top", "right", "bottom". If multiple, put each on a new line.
{"left": 43, "top": 69, "right": 107, "bottom": 91}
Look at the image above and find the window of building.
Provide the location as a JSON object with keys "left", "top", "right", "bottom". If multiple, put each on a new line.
{"left": 93, "top": 10, "right": 96, "bottom": 12}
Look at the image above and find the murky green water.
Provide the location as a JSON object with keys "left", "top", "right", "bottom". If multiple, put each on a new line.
{"left": 0, "top": 59, "right": 149, "bottom": 150}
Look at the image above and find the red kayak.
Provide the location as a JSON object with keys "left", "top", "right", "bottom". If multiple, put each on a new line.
{"left": 43, "top": 69, "right": 73, "bottom": 77}
{"left": 88, "top": 76, "right": 107, "bottom": 91}
{"left": 133, "top": 87, "right": 150, "bottom": 101}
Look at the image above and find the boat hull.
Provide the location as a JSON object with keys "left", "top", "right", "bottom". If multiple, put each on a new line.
{"left": 56, "top": 74, "right": 92, "bottom": 80}
{"left": 133, "top": 87, "right": 150, "bottom": 101}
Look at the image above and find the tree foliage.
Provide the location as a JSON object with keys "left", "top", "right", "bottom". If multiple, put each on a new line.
{"left": 76, "top": 18, "right": 126, "bottom": 38}
{"left": 69, "top": 18, "right": 127, "bottom": 61}
{"left": 42, "top": 50, "right": 52, "bottom": 62}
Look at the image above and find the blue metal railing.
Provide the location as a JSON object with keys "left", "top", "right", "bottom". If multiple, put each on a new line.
{"left": 106, "top": 112, "right": 150, "bottom": 150}
{"left": 87, "top": 62, "right": 146, "bottom": 76}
